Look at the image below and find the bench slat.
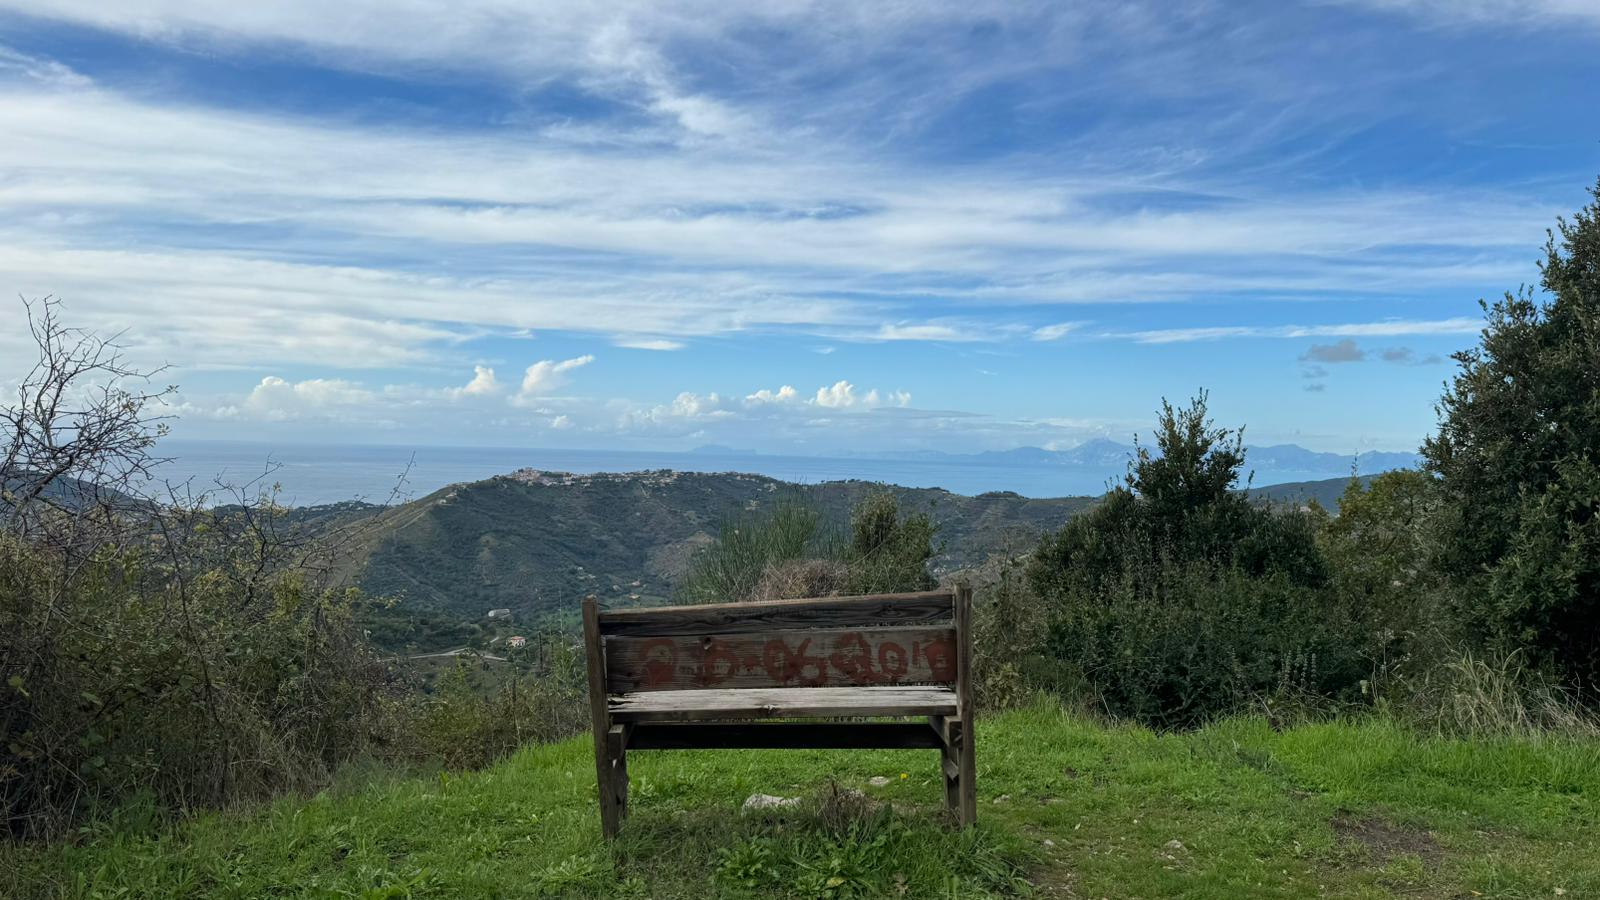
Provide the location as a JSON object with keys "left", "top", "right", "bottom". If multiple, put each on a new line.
{"left": 596, "top": 590, "right": 953, "bottom": 637}
{"left": 628, "top": 722, "right": 944, "bottom": 750}
{"left": 607, "top": 685, "right": 958, "bottom": 722}
{"left": 605, "top": 626, "right": 957, "bottom": 693}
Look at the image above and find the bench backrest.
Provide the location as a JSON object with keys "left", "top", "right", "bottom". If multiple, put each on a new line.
{"left": 585, "top": 589, "right": 963, "bottom": 694}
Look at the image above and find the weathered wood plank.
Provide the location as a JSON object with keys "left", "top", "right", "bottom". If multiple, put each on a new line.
{"left": 607, "top": 685, "right": 958, "bottom": 722}
{"left": 596, "top": 590, "right": 954, "bottom": 637}
{"left": 604, "top": 626, "right": 957, "bottom": 693}
{"left": 582, "top": 595, "right": 620, "bottom": 838}
{"left": 629, "top": 722, "right": 944, "bottom": 750}
{"left": 954, "top": 584, "right": 977, "bottom": 827}
{"left": 606, "top": 724, "right": 630, "bottom": 822}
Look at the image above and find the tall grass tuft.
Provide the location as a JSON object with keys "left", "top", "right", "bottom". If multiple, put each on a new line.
{"left": 1394, "top": 649, "right": 1600, "bottom": 739}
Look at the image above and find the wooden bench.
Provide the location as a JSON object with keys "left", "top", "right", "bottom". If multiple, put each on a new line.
{"left": 581, "top": 587, "right": 977, "bottom": 837}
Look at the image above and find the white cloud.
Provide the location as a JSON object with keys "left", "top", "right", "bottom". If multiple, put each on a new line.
{"left": 453, "top": 365, "right": 499, "bottom": 397}
{"left": 1032, "top": 322, "right": 1083, "bottom": 341}
{"left": 517, "top": 354, "right": 594, "bottom": 400}
{"left": 1118, "top": 317, "right": 1482, "bottom": 344}
{"left": 746, "top": 385, "right": 800, "bottom": 405}
{"left": 814, "top": 380, "right": 911, "bottom": 409}
{"left": 238, "top": 375, "right": 374, "bottom": 421}
{"left": 1340, "top": 0, "right": 1600, "bottom": 30}
{"left": 0, "top": 76, "right": 1555, "bottom": 369}
{"left": 613, "top": 337, "right": 686, "bottom": 351}
{"left": 0, "top": 45, "right": 92, "bottom": 88}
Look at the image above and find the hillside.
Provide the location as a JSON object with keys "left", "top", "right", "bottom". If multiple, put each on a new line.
{"left": 325, "top": 470, "right": 1094, "bottom": 624}
{"left": 11, "top": 705, "right": 1597, "bottom": 899}
{"left": 296, "top": 470, "right": 1374, "bottom": 630}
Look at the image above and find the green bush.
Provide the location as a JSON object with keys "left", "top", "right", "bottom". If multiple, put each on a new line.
{"left": 842, "top": 491, "right": 937, "bottom": 595}
{"left": 1027, "top": 393, "right": 1350, "bottom": 727}
{"left": 675, "top": 499, "right": 835, "bottom": 604}
{"left": 390, "top": 636, "right": 588, "bottom": 771}
{"left": 676, "top": 491, "right": 935, "bottom": 604}
{"left": 1, "top": 519, "right": 389, "bottom": 837}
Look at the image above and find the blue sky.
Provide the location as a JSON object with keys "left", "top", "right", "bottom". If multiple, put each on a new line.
{"left": 0, "top": 1, "right": 1596, "bottom": 456}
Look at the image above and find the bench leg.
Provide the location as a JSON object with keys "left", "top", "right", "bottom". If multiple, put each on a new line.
{"left": 592, "top": 734, "right": 621, "bottom": 839}
{"left": 931, "top": 715, "right": 972, "bottom": 826}
{"left": 607, "top": 724, "right": 630, "bottom": 823}
{"left": 957, "top": 718, "right": 977, "bottom": 828}
{"left": 939, "top": 718, "right": 959, "bottom": 816}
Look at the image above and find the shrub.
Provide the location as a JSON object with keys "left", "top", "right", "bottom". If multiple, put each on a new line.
{"left": 1, "top": 525, "right": 390, "bottom": 837}
{"left": 1314, "top": 470, "right": 1453, "bottom": 699}
{"left": 841, "top": 491, "right": 937, "bottom": 595}
{"left": 675, "top": 499, "right": 835, "bottom": 604}
{"left": 677, "top": 491, "right": 935, "bottom": 604}
{"left": 1028, "top": 393, "right": 1349, "bottom": 727}
{"left": 389, "top": 634, "right": 587, "bottom": 770}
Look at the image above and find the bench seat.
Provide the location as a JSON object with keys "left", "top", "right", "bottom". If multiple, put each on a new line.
{"left": 608, "top": 685, "right": 958, "bottom": 722}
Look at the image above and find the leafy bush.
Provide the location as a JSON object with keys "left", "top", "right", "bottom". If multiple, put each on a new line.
{"left": 1423, "top": 178, "right": 1600, "bottom": 689}
{"left": 1314, "top": 470, "right": 1453, "bottom": 699}
{"left": 675, "top": 499, "right": 835, "bottom": 604}
{"left": 1027, "top": 393, "right": 1348, "bottom": 727}
{"left": 388, "top": 634, "right": 588, "bottom": 770}
{"left": 677, "top": 491, "right": 935, "bottom": 604}
{"left": 1, "top": 520, "right": 390, "bottom": 837}
{"left": 841, "top": 491, "right": 937, "bottom": 595}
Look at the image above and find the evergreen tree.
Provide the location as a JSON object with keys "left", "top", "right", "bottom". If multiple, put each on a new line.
{"left": 1423, "top": 178, "right": 1600, "bottom": 687}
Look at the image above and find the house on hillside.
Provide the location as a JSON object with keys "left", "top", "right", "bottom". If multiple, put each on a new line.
{"left": 507, "top": 636, "right": 527, "bottom": 649}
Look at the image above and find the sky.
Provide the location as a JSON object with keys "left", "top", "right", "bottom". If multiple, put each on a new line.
{"left": 0, "top": 1, "right": 1596, "bottom": 456}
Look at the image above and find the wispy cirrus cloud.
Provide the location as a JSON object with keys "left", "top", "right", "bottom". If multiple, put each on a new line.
{"left": 0, "top": 0, "right": 1584, "bottom": 454}
{"left": 1119, "top": 317, "right": 1482, "bottom": 345}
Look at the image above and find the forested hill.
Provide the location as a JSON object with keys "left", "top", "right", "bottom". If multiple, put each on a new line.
{"left": 295, "top": 468, "right": 1371, "bottom": 629}
{"left": 308, "top": 470, "right": 1091, "bottom": 623}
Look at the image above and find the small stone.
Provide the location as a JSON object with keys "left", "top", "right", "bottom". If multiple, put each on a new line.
{"left": 992, "top": 794, "right": 1011, "bottom": 804}
{"left": 1165, "top": 839, "right": 1185, "bottom": 851}
{"left": 742, "top": 793, "right": 800, "bottom": 812}
{"left": 868, "top": 776, "right": 892, "bottom": 787}
{"left": 1042, "top": 839, "right": 1056, "bottom": 848}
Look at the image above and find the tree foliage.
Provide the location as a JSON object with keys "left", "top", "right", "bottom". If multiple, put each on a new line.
{"left": 1028, "top": 393, "right": 1340, "bottom": 727}
{"left": 1423, "top": 178, "right": 1600, "bottom": 688}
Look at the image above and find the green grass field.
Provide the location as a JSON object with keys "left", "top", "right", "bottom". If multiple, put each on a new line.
{"left": 8, "top": 703, "right": 1599, "bottom": 899}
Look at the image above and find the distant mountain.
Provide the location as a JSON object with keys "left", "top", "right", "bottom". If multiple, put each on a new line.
{"left": 1248, "top": 474, "right": 1372, "bottom": 509}
{"left": 1242, "top": 444, "right": 1420, "bottom": 475}
{"left": 296, "top": 463, "right": 1392, "bottom": 629}
{"left": 848, "top": 440, "right": 1418, "bottom": 478}
{"left": 312, "top": 471, "right": 1095, "bottom": 625}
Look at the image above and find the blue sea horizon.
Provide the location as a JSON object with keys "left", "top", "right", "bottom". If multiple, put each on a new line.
{"left": 144, "top": 439, "right": 1358, "bottom": 507}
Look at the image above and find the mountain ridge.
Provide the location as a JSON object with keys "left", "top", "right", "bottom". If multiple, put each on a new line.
{"left": 302, "top": 469, "right": 1379, "bottom": 628}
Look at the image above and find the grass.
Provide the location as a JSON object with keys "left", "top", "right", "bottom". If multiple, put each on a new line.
{"left": 6, "top": 702, "right": 1599, "bottom": 899}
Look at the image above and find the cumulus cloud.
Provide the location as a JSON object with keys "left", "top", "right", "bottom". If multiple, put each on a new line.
{"left": 452, "top": 365, "right": 499, "bottom": 397}
{"left": 517, "top": 355, "right": 594, "bottom": 400}
{"left": 813, "top": 380, "right": 911, "bottom": 409}
{"left": 746, "top": 385, "right": 800, "bottom": 404}
{"left": 235, "top": 375, "right": 374, "bottom": 421}
{"left": 1300, "top": 339, "right": 1366, "bottom": 363}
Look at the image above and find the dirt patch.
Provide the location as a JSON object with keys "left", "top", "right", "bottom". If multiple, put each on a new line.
{"left": 1331, "top": 812, "right": 1443, "bottom": 867}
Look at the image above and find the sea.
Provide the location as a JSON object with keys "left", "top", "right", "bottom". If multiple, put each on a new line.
{"left": 145, "top": 440, "right": 1339, "bottom": 508}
